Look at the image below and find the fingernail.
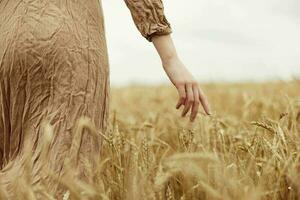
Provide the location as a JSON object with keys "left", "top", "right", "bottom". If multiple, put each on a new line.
{"left": 207, "top": 108, "right": 212, "bottom": 115}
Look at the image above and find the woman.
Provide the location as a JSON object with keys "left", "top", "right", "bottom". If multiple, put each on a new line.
{"left": 0, "top": 0, "right": 210, "bottom": 198}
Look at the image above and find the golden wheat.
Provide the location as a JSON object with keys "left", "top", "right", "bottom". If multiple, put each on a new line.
{"left": 0, "top": 80, "right": 299, "bottom": 200}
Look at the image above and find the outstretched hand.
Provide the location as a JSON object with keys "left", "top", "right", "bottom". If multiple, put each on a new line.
{"left": 152, "top": 34, "right": 211, "bottom": 122}
{"left": 163, "top": 57, "right": 211, "bottom": 122}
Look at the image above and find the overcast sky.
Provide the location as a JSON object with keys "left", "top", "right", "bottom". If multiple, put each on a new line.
{"left": 102, "top": 0, "right": 300, "bottom": 86}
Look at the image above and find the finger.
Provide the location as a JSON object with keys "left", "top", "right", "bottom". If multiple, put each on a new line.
{"left": 176, "top": 84, "right": 186, "bottom": 109}
{"left": 182, "top": 83, "right": 194, "bottom": 117}
{"left": 190, "top": 84, "right": 200, "bottom": 122}
{"left": 198, "top": 88, "right": 211, "bottom": 115}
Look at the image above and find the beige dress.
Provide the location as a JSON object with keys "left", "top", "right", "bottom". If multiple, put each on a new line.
{"left": 0, "top": 0, "right": 171, "bottom": 198}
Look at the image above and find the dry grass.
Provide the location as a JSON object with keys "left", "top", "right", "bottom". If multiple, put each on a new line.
{"left": 0, "top": 80, "right": 299, "bottom": 200}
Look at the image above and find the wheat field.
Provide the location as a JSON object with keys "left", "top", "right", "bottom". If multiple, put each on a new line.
{"left": 0, "top": 80, "right": 299, "bottom": 200}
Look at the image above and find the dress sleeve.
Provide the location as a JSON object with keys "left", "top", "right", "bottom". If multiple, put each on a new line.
{"left": 124, "top": 0, "right": 172, "bottom": 42}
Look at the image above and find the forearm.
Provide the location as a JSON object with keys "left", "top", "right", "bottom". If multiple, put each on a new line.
{"left": 152, "top": 34, "right": 211, "bottom": 118}
{"left": 152, "top": 34, "right": 179, "bottom": 66}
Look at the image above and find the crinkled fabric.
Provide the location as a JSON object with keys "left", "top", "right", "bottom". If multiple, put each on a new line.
{"left": 0, "top": 0, "right": 171, "bottom": 198}
{"left": 0, "top": 0, "right": 110, "bottom": 198}
{"left": 124, "top": 0, "right": 172, "bottom": 41}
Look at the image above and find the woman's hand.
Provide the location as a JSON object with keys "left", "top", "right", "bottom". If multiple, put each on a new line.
{"left": 152, "top": 34, "right": 211, "bottom": 122}
{"left": 163, "top": 57, "right": 211, "bottom": 122}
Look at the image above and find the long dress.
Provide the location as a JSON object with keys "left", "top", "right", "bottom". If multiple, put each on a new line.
{"left": 0, "top": 0, "right": 172, "bottom": 198}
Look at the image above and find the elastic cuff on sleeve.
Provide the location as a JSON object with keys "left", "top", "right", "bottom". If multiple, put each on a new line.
{"left": 146, "top": 26, "right": 173, "bottom": 42}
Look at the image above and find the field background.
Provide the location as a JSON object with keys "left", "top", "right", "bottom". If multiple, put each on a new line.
{"left": 0, "top": 80, "right": 298, "bottom": 200}
{"left": 101, "top": 1, "right": 300, "bottom": 199}
{"left": 102, "top": 80, "right": 299, "bottom": 200}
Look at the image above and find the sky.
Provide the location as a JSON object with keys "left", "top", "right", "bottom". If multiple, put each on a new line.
{"left": 102, "top": 0, "right": 300, "bottom": 86}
